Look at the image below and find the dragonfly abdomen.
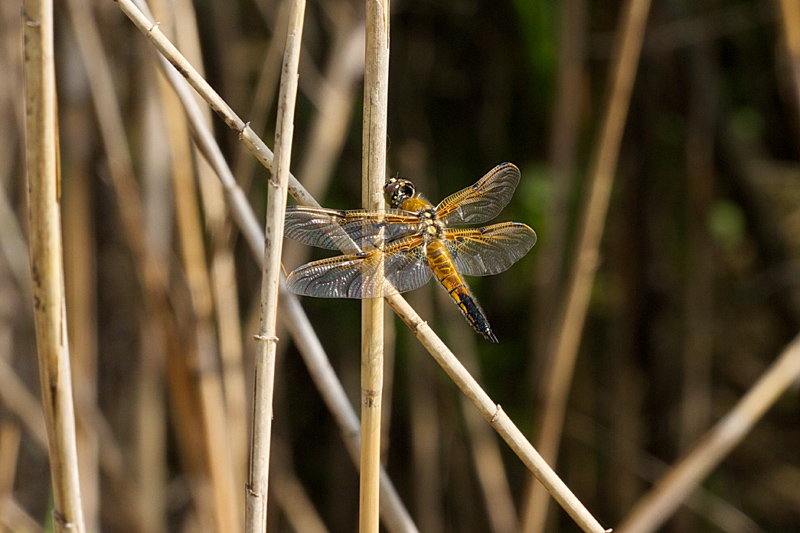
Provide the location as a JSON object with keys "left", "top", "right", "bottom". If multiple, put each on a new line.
{"left": 426, "top": 240, "right": 498, "bottom": 343}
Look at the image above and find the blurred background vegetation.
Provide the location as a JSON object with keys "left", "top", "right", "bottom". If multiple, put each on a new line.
{"left": 2, "top": 0, "right": 800, "bottom": 531}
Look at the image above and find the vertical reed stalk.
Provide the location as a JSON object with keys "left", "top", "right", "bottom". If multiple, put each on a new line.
{"left": 523, "top": 0, "right": 650, "bottom": 530}
{"left": 360, "top": 1, "right": 390, "bottom": 531}
{"left": 22, "top": 0, "right": 85, "bottom": 530}
{"left": 246, "top": 1, "right": 305, "bottom": 531}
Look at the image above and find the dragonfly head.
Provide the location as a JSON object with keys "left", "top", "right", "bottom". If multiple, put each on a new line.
{"left": 385, "top": 177, "right": 416, "bottom": 208}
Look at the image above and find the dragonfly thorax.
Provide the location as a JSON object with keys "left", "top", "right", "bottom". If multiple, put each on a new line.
{"left": 418, "top": 208, "right": 443, "bottom": 241}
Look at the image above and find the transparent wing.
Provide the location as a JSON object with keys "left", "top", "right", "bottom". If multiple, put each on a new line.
{"left": 285, "top": 236, "right": 433, "bottom": 298}
{"left": 436, "top": 163, "right": 521, "bottom": 226}
{"left": 443, "top": 222, "right": 537, "bottom": 276}
{"left": 284, "top": 206, "right": 420, "bottom": 252}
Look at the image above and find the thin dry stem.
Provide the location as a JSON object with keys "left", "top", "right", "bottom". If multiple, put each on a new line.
{"left": 158, "top": 73, "right": 240, "bottom": 533}
{"left": 280, "top": 283, "right": 419, "bottom": 533}
{"left": 617, "top": 333, "right": 800, "bottom": 533}
{"left": 1, "top": 495, "right": 43, "bottom": 533}
{"left": 777, "top": 0, "right": 800, "bottom": 126}
{"left": 360, "top": 0, "right": 390, "bottom": 530}
{"left": 298, "top": 20, "right": 365, "bottom": 201}
{"left": 62, "top": 142, "right": 100, "bottom": 532}
{"left": 116, "top": 1, "right": 606, "bottom": 530}
{"left": 524, "top": 0, "right": 651, "bottom": 530}
{"left": 148, "top": 0, "right": 240, "bottom": 524}
{"left": 64, "top": 0, "right": 173, "bottom": 526}
{"left": 160, "top": 0, "right": 249, "bottom": 515}
{"left": 246, "top": 0, "right": 305, "bottom": 531}
{"left": 22, "top": 0, "right": 85, "bottom": 529}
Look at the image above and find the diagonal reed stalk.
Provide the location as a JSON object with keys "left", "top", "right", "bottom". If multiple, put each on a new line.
{"left": 360, "top": 0, "right": 390, "bottom": 531}
{"left": 115, "top": 1, "right": 606, "bottom": 530}
{"left": 617, "top": 333, "right": 800, "bottom": 533}
{"left": 22, "top": 0, "right": 85, "bottom": 530}
{"left": 523, "top": 0, "right": 651, "bottom": 530}
{"left": 246, "top": 1, "right": 306, "bottom": 531}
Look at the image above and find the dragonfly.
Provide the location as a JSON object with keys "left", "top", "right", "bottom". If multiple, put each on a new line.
{"left": 283, "top": 162, "right": 537, "bottom": 342}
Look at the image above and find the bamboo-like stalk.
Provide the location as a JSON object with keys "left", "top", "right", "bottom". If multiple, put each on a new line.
{"left": 22, "top": 0, "right": 85, "bottom": 529}
{"left": 523, "top": 0, "right": 651, "bottom": 531}
{"left": 246, "top": 0, "right": 305, "bottom": 531}
{"left": 617, "top": 333, "right": 800, "bottom": 533}
{"left": 360, "top": 0, "right": 390, "bottom": 531}
{"left": 116, "top": 2, "right": 606, "bottom": 530}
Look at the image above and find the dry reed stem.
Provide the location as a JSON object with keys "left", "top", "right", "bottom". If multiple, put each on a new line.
{"left": 298, "top": 20, "right": 365, "bottom": 201}
{"left": 246, "top": 0, "right": 305, "bottom": 531}
{"left": 158, "top": 74, "right": 240, "bottom": 532}
{"left": 159, "top": 0, "right": 249, "bottom": 515}
{"left": 116, "top": 2, "right": 605, "bottom": 530}
{"left": 63, "top": 0, "right": 173, "bottom": 527}
{"left": 617, "top": 333, "right": 800, "bottom": 533}
{"left": 360, "top": 0, "right": 390, "bottom": 531}
{"left": 523, "top": 0, "right": 651, "bottom": 530}
{"left": 161, "top": 3, "right": 250, "bottom": 475}
{"left": 148, "top": 1, "right": 240, "bottom": 523}
{"left": 777, "top": 0, "right": 800, "bottom": 120}
{"left": 22, "top": 0, "right": 85, "bottom": 529}
{"left": 156, "top": 47, "right": 418, "bottom": 533}
{"left": 1, "top": 495, "right": 43, "bottom": 533}
{"left": 62, "top": 141, "right": 100, "bottom": 533}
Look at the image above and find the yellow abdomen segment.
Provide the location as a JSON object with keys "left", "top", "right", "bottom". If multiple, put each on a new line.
{"left": 426, "top": 240, "right": 497, "bottom": 342}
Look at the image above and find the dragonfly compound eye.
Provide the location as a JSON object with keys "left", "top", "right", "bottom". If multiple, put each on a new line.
{"left": 384, "top": 178, "right": 416, "bottom": 208}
